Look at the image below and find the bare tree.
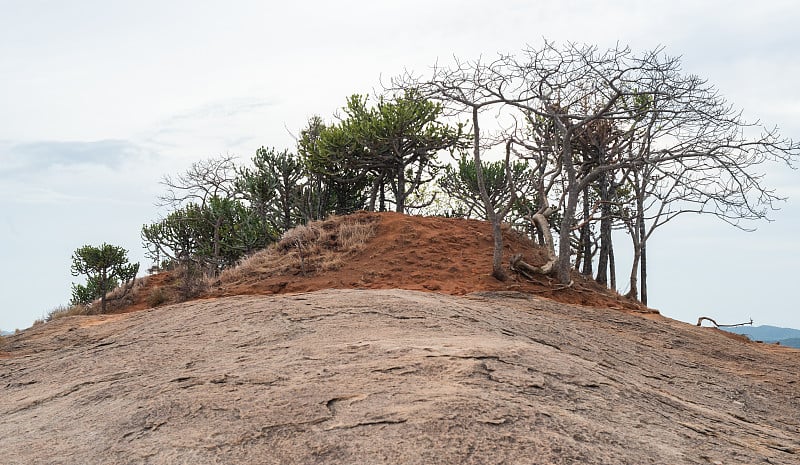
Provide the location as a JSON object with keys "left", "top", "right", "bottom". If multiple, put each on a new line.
{"left": 393, "top": 57, "right": 535, "bottom": 280}
{"left": 158, "top": 154, "right": 240, "bottom": 208}
{"left": 496, "top": 42, "right": 798, "bottom": 288}
{"left": 397, "top": 41, "right": 800, "bottom": 296}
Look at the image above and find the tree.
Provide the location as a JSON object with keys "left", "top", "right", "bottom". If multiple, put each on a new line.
{"left": 303, "top": 91, "right": 465, "bottom": 214}
{"left": 147, "top": 155, "right": 274, "bottom": 280}
{"left": 237, "top": 147, "right": 305, "bottom": 234}
{"left": 356, "top": 90, "right": 466, "bottom": 213}
{"left": 71, "top": 243, "right": 139, "bottom": 313}
{"left": 298, "top": 116, "right": 371, "bottom": 217}
{"left": 398, "top": 41, "right": 800, "bottom": 297}
{"left": 158, "top": 154, "right": 240, "bottom": 208}
{"left": 142, "top": 198, "right": 269, "bottom": 279}
{"left": 393, "top": 57, "right": 529, "bottom": 280}
{"left": 493, "top": 43, "right": 798, "bottom": 288}
{"left": 438, "top": 154, "right": 538, "bottom": 226}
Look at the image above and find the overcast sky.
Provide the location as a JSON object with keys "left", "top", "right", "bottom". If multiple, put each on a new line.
{"left": 2, "top": 0, "right": 799, "bottom": 331}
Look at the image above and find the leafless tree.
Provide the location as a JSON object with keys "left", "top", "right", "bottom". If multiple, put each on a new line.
{"left": 495, "top": 42, "right": 798, "bottom": 287}
{"left": 395, "top": 41, "right": 800, "bottom": 296}
{"left": 158, "top": 154, "right": 240, "bottom": 208}
{"left": 392, "top": 57, "right": 534, "bottom": 281}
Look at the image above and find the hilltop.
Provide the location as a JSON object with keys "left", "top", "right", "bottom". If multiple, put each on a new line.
{"left": 1, "top": 213, "right": 798, "bottom": 464}
{"left": 103, "top": 212, "right": 649, "bottom": 315}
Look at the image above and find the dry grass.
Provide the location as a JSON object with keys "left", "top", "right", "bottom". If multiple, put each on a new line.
{"left": 44, "top": 304, "right": 93, "bottom": 322}
{"left": 106, "top": 275, "right": 150, "bottom": 302}
{"left": 217, "top": 213, "right": 379, "bottom": 284}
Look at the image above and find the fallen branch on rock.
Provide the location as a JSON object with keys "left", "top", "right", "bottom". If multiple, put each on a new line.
{"left": 696, "top": 317, "right": 753, "bottom": 328}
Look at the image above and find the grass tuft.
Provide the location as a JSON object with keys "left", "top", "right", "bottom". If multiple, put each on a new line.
{"left": 217, "top": 213, "right": 379, "bottom": 284}
{"left": 44, "top": 304, "right": 93, "bottom": 322}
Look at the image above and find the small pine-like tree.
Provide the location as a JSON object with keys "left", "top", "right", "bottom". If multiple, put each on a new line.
{"left": 70, "top": 243, "right": 139, "bottom": 313}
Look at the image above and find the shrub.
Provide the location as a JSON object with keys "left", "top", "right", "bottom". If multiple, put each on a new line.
{"left": 147, "top": 287, "right": 169, "bottom": 308}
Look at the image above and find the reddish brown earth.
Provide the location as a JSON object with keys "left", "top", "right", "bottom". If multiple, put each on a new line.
{"left": 1, "top": 213, "right": 798, "bottom": 464}
{"left": 113, "top": 212, "right": 649, "bottom": 314}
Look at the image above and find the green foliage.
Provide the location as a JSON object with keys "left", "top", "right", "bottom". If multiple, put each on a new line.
{"left": 70, "top": 243, "right": 138, "bottom": 312}
{"left": 438, "top": 156, "right": 539, "bottom": 223}
{"left": 237, "top": 147, "right": 307, "bottom": 233}
{"left": 302, "top": 91, "right": 466, "bottom": 213}
{"left": 142, "top": 205, "right": 203, "bottom": 266}
{"left": 142, "top": 197, "right": 272, "bottom": 276}
{"left": 70, "top": 275, "right": 112, "bottom": 307}
{"left": 298, "top": 116, "right": 370, "bottom": 217}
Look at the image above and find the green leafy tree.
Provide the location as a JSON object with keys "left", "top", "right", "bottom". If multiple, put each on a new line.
{"left": 142, "top": 198, "right": 270, "bottom": 278}
{"left": 298, "top": 116, "right": 370, "bottom": 217}
{"left": 237, "top": 147, "right": 306, "bottom": 234}
{"left": 439, "top": 155, "right": 539, "bottom": 222}
{"left": 70, "top": 243, "right": 139, "bottom": 313}
{"left": 144, "top": 155, "right": 277, "bottom": 294}
{"left": 303, "top": 91, "right": 466, "bottom": 213}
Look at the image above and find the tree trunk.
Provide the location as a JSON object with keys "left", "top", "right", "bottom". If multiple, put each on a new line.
{"left": 511, "top": 207, "right": 558, "bottom": 279}
{"left": 556, "top": 130, "right": 577, "bottom": 286}
{"left": 608, "top": 233, "right": 616, "bottom": 290}
{"left": 282, "top": 180, "right": 292, "bottom": 232}
{"left": 379, "top": 181, "right": 386, "bottom": 212}
{"left": 596, "top": 172, "right": 611, "bottom": 286}
{"left": 640, "top": 236, "right": 648, "bottom": 306}
{"left": 557, "top": 187, "right": 579, "bottom": 285}
{"left": 627, "top": 247, "right": 640, "bottom": 300}
{"left": 368, "top": 176, "right": 380, "bottom": 212}
{"left": 638, "top": 193, "right": 648, "bottom": 305}
{"left": 395, "top": 167, "right": 405, "bottom": 213}
{"left": 471, "top": 107, "right": 506, "bottom": 281}
{"left": 580, "top": 187, "right": 592, "bottom": 275}
{"left": 100, "top": 268, "right": 107, "bottom": 314}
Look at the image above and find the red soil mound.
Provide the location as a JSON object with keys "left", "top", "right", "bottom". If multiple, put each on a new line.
{"left": 117, "top": 212, "right": 647, "bottom": 314}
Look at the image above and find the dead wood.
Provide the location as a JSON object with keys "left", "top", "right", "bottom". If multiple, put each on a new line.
{"left": 696, "top": 317, "right": 754, "bottom": 328}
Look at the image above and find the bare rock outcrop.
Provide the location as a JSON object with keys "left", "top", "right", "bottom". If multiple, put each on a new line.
{"left": 2, "top": 289, "right": 798, "bottom": 464}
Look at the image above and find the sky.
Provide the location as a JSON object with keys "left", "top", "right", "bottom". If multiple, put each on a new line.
{"left": 2, "top": 0, "right": 799, "bottom": 331}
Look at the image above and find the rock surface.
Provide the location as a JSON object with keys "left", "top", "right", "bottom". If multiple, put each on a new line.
{"left": 2, "top": 289, "right": 799, "bottom": 464}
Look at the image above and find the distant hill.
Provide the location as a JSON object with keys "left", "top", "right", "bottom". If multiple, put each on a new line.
{"left": 723, "top": 325, "right": 800, "bottom": 348}
{"left": 778, "top": 338, "right": 800, "bottom": 349}
{"left": 0, "top": 330, "right": 12, "bottom": 336}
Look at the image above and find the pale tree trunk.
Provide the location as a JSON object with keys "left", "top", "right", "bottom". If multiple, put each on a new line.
{"left": 511, "top": 207, "right": 558, "bottom": 277}
{"left": 471, "top": 107, "right": 506, "bottom": 281}
{"left": 556, "top": 135, "right": 578, "bottom": 285}
{"left": 557, "top": 188, "right": 579, "bottom": 285}
{"left": 531, "top": 208, "right": 558, "bottom": 273}
{"left": 627, "top": 247, "right": 640, "bottom": 300}
{"left": 638, "top": 191, "right": 648, "bottom": 305}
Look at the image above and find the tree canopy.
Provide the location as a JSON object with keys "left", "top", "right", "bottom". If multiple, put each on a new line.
{"left": 70, "top": 243, "right": 139, "bottom": 313}
{"left": 97, "top": 40, "right": 800, "bottom": 311}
